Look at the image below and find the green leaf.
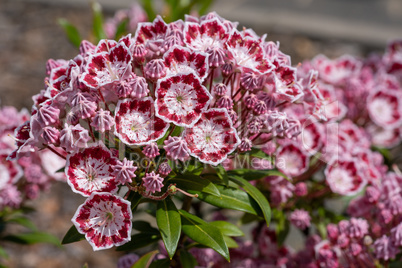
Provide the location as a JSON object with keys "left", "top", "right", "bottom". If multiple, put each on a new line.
{"left": 227, "top": 169, "right": 287, "bottom": 181}
{"left": 131, "top": 250, "right": 158, "bottom": 268}
{"left": 140, "top": 0, "right": 157, "bottom": 21}
{"left": 197, "top": 185, "right": 261, "bottom": 216}
{"left": 61, "top": 225, "right": 85, "bottom": 245}
{"left": 273, "top": 209, "right": 290, "bottom": 246}
{"left": 91, "top": 2, "right": 106, "bottom": 41}
{"left": 223, "top": 236, "right": 238, "bottom": 248}
{"left": 58, "top": 18, "right": 82, "bottom": 48}
{"left": 114, "top": 19, "right": 129, "bottom": 40}
{"left": 156, "top": 198, "right": 181, "bottom": 259}
{"left": 149, "top": 258, "right": 171, "bottom": 268}
{"left": 132, "top": 221, "right": 159, "bottom": 234}
{"left": 179, "top": 210, "right": 229, "bottom": 261}
{"left": 55, "top": 166, "right": 65, "bottom": 173}
{"left": 127, "top": 191, "right": 142, "bottom": 212}
{"left": 4, "top": 232, "right": 61, "bottom": 247}
{"left": 215, "top": 165, "right": 229, "bottom": 185}
{"left": 210, "top": 221, "right": 244, "bottom": 237}
{"left": 117, "top": 233, "right": 160, "bottom": 251}
{"left": 179, "top": 250, "right": 197, "bottom": 268}
{"left": 170, "top": 176, "right": 220, "bottom": 197}
{"left": 229, "top": 175, "right": 271, "bottom": 226}
{"left": 198, "top": 0, "right": 214, "bottom": 15}
{"left": 8, "top": 216, "right": 37, "bottom": 231}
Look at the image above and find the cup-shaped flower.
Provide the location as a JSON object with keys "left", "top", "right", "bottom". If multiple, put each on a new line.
{"left": 163, "top": 45, "right": 209, "bottom": 82}
{"left": 155, "top": 72, "right": 212, "bottom": 127}
{"left": 82, "top": 43, "right": 133, "bottom": 89}
{"left": 114, "top": 97, "right": 169, "bottom": 145}
{"left": 325, "top": 158, "right": 367, "bottom": 196}
{"left": 184, "top": 108, "right": 240, "bottom": 165}
{"left": 72, "top": 192, "right": 132, "bottom": 251}
{"left": 65, "top": 142, "right": 119, "bottom": 196}
{"left": 276, "top": 142, "right": 309, "bottom": 178}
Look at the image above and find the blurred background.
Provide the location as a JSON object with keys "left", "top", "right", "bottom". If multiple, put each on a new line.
{"left": 0, "top": 0, "right": 401, "bottom": 267}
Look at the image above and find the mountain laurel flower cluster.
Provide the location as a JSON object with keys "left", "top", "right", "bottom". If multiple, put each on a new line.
{"left": 7, "top": 6, "right": 402, "bottom": 267}
{"left": 0, "top": 106, "right": 65, "bottom": 209}
{"left": 8, "top": 12, "right": 315, "bottom": 252}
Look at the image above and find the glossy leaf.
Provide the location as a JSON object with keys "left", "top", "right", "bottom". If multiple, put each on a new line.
{"left": 223, "top": 236, "right": 238, "bottom": 248}
{"left": 58, "top": 18, "right": 81, "bottom": 48}
{"left": 149, "top": 258, "right": 171, "bottom": 268}
{"left": 170, "top": 176, "right": 220, "bottom": 197}
{"left": 131, "top": 250, "right": 159, "bottom": 268}
{"left": 179, "top": 210, "right": 229, "bottom": 261}
{"left": 229, "top": 175, "right": 271, "bottom": 226}
{"left": 127, "top": 191, "right": 142, "bottom": 212}
{"left": 61, "top": 225, "right": 85, "bottom": 244}
{"left": 156, "top": 198, "right": 181, "bottom": 259}
{"left": 179, "top": 250, "right": 197, "bottom": 268}
{"left": 215, "top": 165, "right": 229, "bottom": 185}
{"left": 4, "top": 232, "right": 61, "bottom": 247}
{"left": 197, "top": 185, "right": 261, "bottom": 216}
{"left": 116, "top": 233, "right": 160, "bottom": 251}
{"left": 210, "top": 221, "right": 244, "bottom": 237}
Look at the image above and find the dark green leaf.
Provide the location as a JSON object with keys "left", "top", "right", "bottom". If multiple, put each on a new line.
{"left": 210, "top": 221, "right": 244, "bottom": 237}
{"left": 116, "top": 233, "right": 160, "bottom": 251}
{"left": 58, "top": 18, "right": 82, "bottom": 48}
{"left": 91, "top": 2, "right": 106, "bottom": 41}
{"left": 149, "top": 258, "right": 171, "bottom": 268}
{"left": 197, "top": 185, "right": 261, "bottom": 216}
{"left": 114, "top": 19, "right": 129, "bottom": 40}
{"left": 229, "top": 175, "right": 271, "bottom": 226}
{"left": 170, "top": 176, "right": 220, "bottom": 197}
{"left": 215, "top": 165, "right": 229, "bottom": 185}
{"left": 179, "top": 250, "right": 197, "bottom": 268}
{"left": 156, "top": 198, "right": 181, "bottom": 259}
{"left": 227, "top": 169, "right": 287, "bottom": 181}
{"left": 131, "top": 250, "right": 158, "bottom": 268}
{"left": 179, "top": 210, "right": 229, "bottom": 261}
{"left": 61, "top": 225, "right": 85, "bottom": 244}
{"left": 55, "top": 166, "right": 65, "bottom": 173}
{"left": 132, "top": 221, "right": 159, "bottom": 234}
{"left": 223, "top": 236, "right": 238, "bottom": 248}
{"left": 240, "top": 213, "right": 260, "bottom": 225}
{"left": 127, "top": 191, "right": 142, "bottom": 212}
{"left": 4, "top": 232, "right": 61, "bottom": 247}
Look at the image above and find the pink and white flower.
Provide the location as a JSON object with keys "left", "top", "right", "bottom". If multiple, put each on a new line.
{"left": 114, "top": 97, "right": 169, "bottom": 145}
{"left": 72, "top": 192, "right": 132, "bottom": 251}
{"left": 226, "top": 29, "right": 273, "bottom": 75}
{"left": 184, "top": 108, "right": 240, "bottom": 165}
{"left": 163, "top": 46, "right": 209, "bottom": 81}
{"left": 325, "top": 158, "right": 367, "bottom": 196}
{"left": 276, "top": 142, "right": 309, "bottom": 177}
{"left": 82, "top": 43, "right": 132, "bottom": 89}
{"left": 155, "top": 72, "right": 211, "bottom": 127}
{"left": 367, "top": 89, "right": 402, "bottom": 129}
{"left": 65, "top": 143, "right": 119, "bottom": 197}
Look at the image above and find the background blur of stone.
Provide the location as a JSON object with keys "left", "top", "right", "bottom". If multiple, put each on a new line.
{"left": 0, "top": 0, "right": 401, "bottom": 267}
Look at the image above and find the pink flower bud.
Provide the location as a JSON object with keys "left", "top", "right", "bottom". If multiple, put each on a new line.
{"left": 144, "top": 59, "right": 167, "bottom": 80}
{"left": 142, "top": 142, "right": 160, "bottom": 158}
{"left": 142, "top": 171, "right": 164, "bottom": 193}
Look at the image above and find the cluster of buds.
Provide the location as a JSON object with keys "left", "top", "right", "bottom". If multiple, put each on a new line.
{"left": 0, "top": 106, "right": 65, "bottom": 209}
{"left": 8, "top": 12, "right": 313, "bottom": 251}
